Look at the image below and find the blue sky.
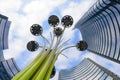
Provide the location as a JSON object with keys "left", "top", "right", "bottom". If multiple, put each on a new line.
{"left": 0, "top": 0, "right": 120, "bottom": 80}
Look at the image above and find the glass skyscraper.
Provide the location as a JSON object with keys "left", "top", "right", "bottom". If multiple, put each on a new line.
{"left": 59, "top": 0, "right": 120, "bottom": 80}
{"left": 0, "top": 14, "right": 10, "bottom": 60}
{"left": 59, "top": 58, "right": 120, "bottom": 80}
{"left": 75, "top": 0, "right": 120, "bottom": 63}
{"left": 0, "top": 14, "right": 20, "bottom": 80}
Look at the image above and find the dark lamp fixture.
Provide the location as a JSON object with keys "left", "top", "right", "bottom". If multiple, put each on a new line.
{"left": 26, "top": 15, "right": 88, "bottom": 79}
{"left": 30, "top": 24, "right": 43, "bottom": 36}
{"left": 76, "top": 41, "right": 88, "bottom": 51}
{"left": 48, "top": 15, "right": 59, "bottom": 27}
{"left": 27, "top": 41, "right": 39, "bottom": 51}
{"left": 61, "top": 15, "right": 73, "bottom": 28}
{"left": 50, "top": 66, "right": 56, "bottom": 78}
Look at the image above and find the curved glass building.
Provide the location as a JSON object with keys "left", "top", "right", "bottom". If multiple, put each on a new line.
{"left": 59, "top": 58, "right": 120, "bottom": 80}
{"left": 0, "top": 14, "right": 10, "bottom": 60}
{"left": 75, "top": 0, "right": 120, "bottom": 63}
{"left": 0, "top": 14, "right": 20, "bottom": 80}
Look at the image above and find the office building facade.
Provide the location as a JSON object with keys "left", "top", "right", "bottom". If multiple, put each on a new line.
{"left": 0, "top": 14, "right": 20, "bottom": 80}
{"left": 59, "top": 58, "right": 120, "bottom": 80}
{"left": 0, "top": 14, "right": 10, "bottom": 60}
{"left": 75, "top": 0, "right": 120, "bottom": 63}
{"left": 0, "top": 58, "right": 20, "bottom": 80}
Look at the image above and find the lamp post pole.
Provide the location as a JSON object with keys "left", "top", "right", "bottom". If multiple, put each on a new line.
{"left": 12, "top": 15, "right": 88, "bottom": 80}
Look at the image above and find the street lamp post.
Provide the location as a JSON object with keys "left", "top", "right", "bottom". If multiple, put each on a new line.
{"left": 12, "top": 15, "right": 88, "bottom": 80}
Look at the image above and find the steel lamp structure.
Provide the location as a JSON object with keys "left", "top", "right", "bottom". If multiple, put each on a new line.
{"left": 12, "top": 15, "right": 87, "bottom": 80}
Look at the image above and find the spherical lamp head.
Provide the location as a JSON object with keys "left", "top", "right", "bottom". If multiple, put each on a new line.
{"left": 48, "top": 15, "right": 59, "bottom": 27}
{"left": 27, "top": 41, "right": 39, "bottom": 52}
{"left": 54, "top": 27, "right": 63, "bottom": 37}
{"left": 76, "top": 41, "right": 88, "bottom": 51}
{"left": 61, "top": 15, "right": 73, "bottom": 28}
{"left": 30, "top": 24, "right": 43, "bottom": 36}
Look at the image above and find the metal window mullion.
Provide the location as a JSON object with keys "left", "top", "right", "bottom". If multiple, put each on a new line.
{"left": 73, "top": 63, "right": 95, "bottom": 79}
{"left": 103, "top": 0, "right": 119, "bottom": 61}
{"left": 94, "top": 18, "right": 103, "bottom": 54}
{"left": 95, "top": 16, "right": 106, "bottom": 55}
{"left": 97, "top": 2, "right": 112, "bottom": 57}
{"left": 99, "top": 0, "right": 116, "bottom": 58}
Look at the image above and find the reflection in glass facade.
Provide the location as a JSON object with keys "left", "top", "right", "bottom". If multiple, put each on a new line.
{"left": 59, "top": 58, "right": 120, "bottom": 80}
{"left": 75, "top": 0, "right": 120, "bottom": 63}
{"left": 0, "top": 14, "right": 10, "bottom": 61}
{"left": 0, "top": 14, "right": 20, "bottom": 80}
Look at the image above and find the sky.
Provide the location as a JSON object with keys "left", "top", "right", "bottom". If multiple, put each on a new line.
{"left": 0, "top": 0, "right": 120, "bottom": 80}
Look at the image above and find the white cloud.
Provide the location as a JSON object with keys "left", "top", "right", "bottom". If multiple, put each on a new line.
{"left": 61, "top": 0, "right": 97, "bottom": 25}
{"left": 23, "top": 0, "right": 67, "bottom": 24}
{"left": 0, "top": 0, "right": 22, "bottom": 13}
